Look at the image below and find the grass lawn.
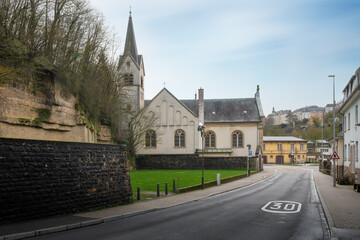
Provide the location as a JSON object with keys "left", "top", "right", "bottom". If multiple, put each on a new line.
{"left": 129, "top": 169, "right": 248, "bottom": 193}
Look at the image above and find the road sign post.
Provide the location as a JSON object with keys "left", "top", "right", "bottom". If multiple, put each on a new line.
{"left": 331, "top": 151, "right": 340, "bottom": 185}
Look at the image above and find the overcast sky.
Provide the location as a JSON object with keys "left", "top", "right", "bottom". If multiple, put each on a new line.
{"left": 89, "top": 0, "right": 360, "bottom": 116}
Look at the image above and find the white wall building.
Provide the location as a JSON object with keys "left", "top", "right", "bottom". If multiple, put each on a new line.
{"left": 339, "top": 66, "right": 360, "bottom": 185}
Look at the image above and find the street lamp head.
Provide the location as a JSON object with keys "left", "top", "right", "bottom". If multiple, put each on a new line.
{"left": 198, "top": 122, "right": 205, "bottom": 132}
{"left": 328, "top": 75, "right": 335, "bottom": 78}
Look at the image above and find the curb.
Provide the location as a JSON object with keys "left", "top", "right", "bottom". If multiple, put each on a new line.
{"left": 312, "top": 170, "right": 335, "bottom": 239}
{"left": 0, "top": 170, "right": 276, "bottom": 240}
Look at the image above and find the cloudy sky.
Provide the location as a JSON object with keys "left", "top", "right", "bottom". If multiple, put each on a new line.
{"left": 89, "top": 0, "right": 360, "bottom": 115}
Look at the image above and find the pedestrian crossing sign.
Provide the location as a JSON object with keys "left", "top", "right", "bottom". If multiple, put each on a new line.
{"left": 331, "top": 151, "right": 340, "bottom": 159}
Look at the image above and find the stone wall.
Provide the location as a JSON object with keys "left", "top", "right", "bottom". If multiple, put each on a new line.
{"left": 136, "top": 154, "right": 257, "bottom": 170}
{"left": 0, "top": 138, "right": 132, "bottom": 223}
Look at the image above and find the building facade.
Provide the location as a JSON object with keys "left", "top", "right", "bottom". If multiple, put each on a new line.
{"left": 120, "top": 13, "right": 265, "bottom": 161}
{"left": 137, "top": 88, "right": 265, "bottom": 158}
{"left": 263, "top": 136, "right": 307, "bottom": 164}
{"left": 339, "top": 66, "right": 360, "bottom": 185}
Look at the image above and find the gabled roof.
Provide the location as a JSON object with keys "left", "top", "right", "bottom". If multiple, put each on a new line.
{"left": 145, "top": 88, "right": 262, "bottom": 123}
{"left": 144, "top": 88, "right": 197, "bottom": 117}
{"left": 180, "top": 98, "right": 261, "bottom": 122}
{"left": 263, "top": 136, "right": 307, "bottom": 142}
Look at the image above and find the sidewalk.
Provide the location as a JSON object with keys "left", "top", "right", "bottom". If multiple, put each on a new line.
{"left": 0, "top": 168, "right": 276, "bottom": 239}
{"left": 312, "top": 169, "right": 360, "bottom": 239}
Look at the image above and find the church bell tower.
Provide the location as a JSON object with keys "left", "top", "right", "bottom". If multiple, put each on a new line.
{"left": 119, "top": 10, "right": 145, "bottom": 115}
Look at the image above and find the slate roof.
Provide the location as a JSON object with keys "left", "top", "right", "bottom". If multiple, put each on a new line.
{"left": 181, "top": 98, "right": 261, "bottom": 122}
{"left": 120, "top": 13, "right": 142, "bottom": 67}
{"left": 145, "top": 97, "right": 261, "bottom": 122}
{"left": 263, "top": 136, "right": 307, "bottom": 142}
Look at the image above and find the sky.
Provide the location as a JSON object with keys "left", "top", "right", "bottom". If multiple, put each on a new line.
{"left": 89, "top": 0, "right": 360, "bottom": 116}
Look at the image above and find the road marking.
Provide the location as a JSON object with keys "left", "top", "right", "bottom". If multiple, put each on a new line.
{"left": 261, "top": 201, "right": 302, "bottom": 214}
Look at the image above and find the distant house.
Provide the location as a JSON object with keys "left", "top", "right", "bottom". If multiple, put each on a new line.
{"left": 293, "top": 105, "right": 324, "bottom": 122}
{"left": 266, "top": 108, "right": 292, "bottom": 126}
{"left": 339, "top": 66, "right": 360, "bottom": 186}
{"left": 315, "top": 140, "right": 332, "bottom": 159}
{"left": 263, "top": 136, "right": 307, "bottom": 164}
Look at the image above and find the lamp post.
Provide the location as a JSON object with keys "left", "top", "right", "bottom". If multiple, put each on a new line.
{"left": 198, "top": 123, "right": 205, "bottom": 189}
{"left": 328, "top": 74, "right": 336, "bottom": 187}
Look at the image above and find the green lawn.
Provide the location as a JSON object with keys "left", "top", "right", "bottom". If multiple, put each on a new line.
{"left": 129, "top": 169, "right": 248, "bottom": 193}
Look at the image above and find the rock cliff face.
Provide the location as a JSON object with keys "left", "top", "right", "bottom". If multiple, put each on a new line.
{"left": 0, "top": 81, "right": 111, "bottom": 143}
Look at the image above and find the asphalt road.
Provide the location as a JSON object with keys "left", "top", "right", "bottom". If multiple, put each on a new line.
{"left": 34, "top": 170, "right": 328, "bottom": 240}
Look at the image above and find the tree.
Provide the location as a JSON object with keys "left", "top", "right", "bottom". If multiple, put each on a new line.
{"left": 127, "top": 110, "right": 159, "bottom": 168}
{"left": 0, "top": 0, "right": 129, "bottom": 141}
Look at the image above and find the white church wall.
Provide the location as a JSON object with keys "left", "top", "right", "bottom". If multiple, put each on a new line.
{"left": 137, "top": 89, "right": 200, "bottom": 155}
{"left": 204, "top": 122, "right": 259, "bottom": 157}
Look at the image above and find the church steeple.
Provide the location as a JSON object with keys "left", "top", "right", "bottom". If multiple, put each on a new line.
{"left": 124, "top": 10, "right": 139, "bottom": 65}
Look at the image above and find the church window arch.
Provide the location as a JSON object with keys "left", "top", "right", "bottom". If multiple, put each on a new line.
{"left": 232, "top": 130, "right": 244, "bottom": 148}
{"left": 145, "top": 130, "right": 156, "bottom": 148}
{"left": 205, "top": 131, "right": 216, "bottom": 148}
{"left": 174, "top": 129, "right": 185, "bottom": 147}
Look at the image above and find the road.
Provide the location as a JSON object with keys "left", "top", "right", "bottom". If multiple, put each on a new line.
{"left": 34, "top": 167, "right": 328, "bottom": 240}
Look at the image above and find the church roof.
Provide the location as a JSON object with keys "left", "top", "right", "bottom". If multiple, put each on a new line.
{"left": 121, "top": 12, "right": 142, "bottom": 67}
{"left": 144, "top": 97, "right": 261, "bottom": 122}
{"left": 180, "top": 98, "right": 261, "bottom": 122}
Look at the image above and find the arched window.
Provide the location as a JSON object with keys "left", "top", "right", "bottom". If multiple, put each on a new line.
{"left": 124, "top": 74, "right": 133, "bottom": 85}
{"left": 174, "top": 129, "right": 185, "bottom": 147}
{"left": 145, "top": 130, "right": 156, "bottom": 148}
{"left": 205, "top": 131, "right": 216, "bottom": 148}
{"left": 232, "top": 131, "right": 243, "bottom": 148}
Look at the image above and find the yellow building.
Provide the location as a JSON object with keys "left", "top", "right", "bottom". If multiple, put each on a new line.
{"left": 263, "top": 136, "right": 307, "bottom": 164}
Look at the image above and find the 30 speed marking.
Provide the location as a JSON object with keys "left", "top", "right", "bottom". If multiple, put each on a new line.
{"left": 261, "top": 201, "right": 302, "bottom": 214}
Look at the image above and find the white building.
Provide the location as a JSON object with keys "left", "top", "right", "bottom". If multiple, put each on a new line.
{"left": 119, "top": 13, "right": 265, "bottom": 165}
{"left": 339, "top": 66, "right": 360, "bottom": 186}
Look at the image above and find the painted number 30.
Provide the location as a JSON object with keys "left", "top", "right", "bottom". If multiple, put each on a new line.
{"left": 261, "top": 201, "right": 302, "bottom": 214}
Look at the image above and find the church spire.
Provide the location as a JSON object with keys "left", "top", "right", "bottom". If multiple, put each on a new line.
{"left": 124, "top": 10, "right": 138, "bottom": 64}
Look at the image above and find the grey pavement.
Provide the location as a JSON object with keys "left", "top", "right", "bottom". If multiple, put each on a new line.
{"left": 312, "top": 167, "right": 360, "bottom": 239}
{"left": 1, "top": 165, "right": 360, "bottom": 240}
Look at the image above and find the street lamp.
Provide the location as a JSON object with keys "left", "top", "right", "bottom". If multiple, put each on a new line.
{"left": 198, "top": 122, "right": 206, "bottom": 189}
{"left": 328, "top": 74, "right": 336, "bottom": 187}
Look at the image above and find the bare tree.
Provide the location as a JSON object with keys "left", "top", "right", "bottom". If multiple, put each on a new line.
{"left": 127, "top": 110, "right": 159, "bottom": 168}
{"left": 0, "top": 0, "right": 130, "bottom": 141}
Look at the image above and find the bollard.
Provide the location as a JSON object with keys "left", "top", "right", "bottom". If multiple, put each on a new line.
{"left": 165, "top": 182, "right": 168, "bottom": 195}
{"left": 157, "top": 183, "right": 160, "bottom": 197}
{"left": 177, "top": 177, "right": 179, "bottom": 192}
{"left": 217, "top": 173, "right": 221, "bottom": 186}
{"left": 137, "top": 187, "right": 140, "bottom": 201}
{"left": 173, "top": 179, "right": 176, "bottom": 192}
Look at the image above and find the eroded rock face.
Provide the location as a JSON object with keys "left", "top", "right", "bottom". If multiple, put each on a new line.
{"left": 0, "top": 81, "right": 97, "bottom": 142}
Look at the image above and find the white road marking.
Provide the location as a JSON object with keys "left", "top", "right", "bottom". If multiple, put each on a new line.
{"left": 261, "top": 201, "right": 302, "bottom": 214}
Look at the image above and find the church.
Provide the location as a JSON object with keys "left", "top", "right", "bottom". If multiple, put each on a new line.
{"left": 119, "top": 13, "right": 265, "bottom": 168}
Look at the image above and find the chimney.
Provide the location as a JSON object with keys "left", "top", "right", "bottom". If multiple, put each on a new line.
{"left": 198, "top": 88, "right": 204, "bottom": 125}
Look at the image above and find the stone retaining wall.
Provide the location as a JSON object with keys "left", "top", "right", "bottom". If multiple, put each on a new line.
{"left": 136, "top": 154, "right": 257, "bottom": 170}
{"left": 0, "top": 138, "right": 132, "bottom": 223}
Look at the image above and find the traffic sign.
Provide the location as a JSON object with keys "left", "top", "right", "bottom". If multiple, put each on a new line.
{"left": 331, "top": 151, "right": 340, "bottom": 159}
